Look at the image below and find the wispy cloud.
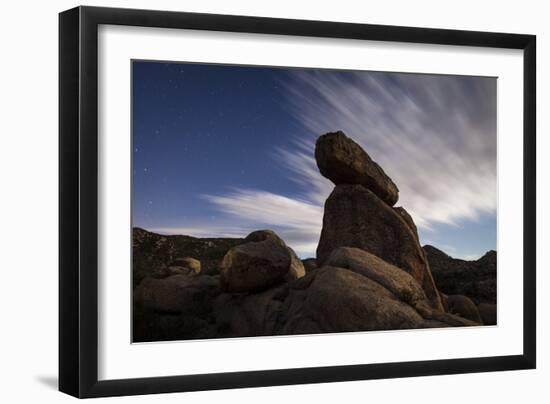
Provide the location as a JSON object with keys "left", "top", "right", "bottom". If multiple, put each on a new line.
{"left": 149, "top": 226, "right": 250, "bottom": 239}
{"left": 180, "top": 70, "right": 496, "bottom": 258}
{"left": 281, "top": 70, "right": 496, "bottom": 229}
{"left": 152, "top": 189, "right": 324, "bottom": 257}
{"left": 202, "top": 190, "right": 323, "bottom": 257}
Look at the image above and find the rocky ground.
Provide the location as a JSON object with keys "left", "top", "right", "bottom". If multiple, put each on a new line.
{"left": 133, "top": 131, "right": 497, "bottom": 342}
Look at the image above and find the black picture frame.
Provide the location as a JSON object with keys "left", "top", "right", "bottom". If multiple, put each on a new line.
{"left": 59, "top": 5, "right": 536, "bottom": 398}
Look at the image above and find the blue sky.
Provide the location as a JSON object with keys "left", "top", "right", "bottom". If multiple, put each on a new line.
{"left": 132, "top": 61, "right": 496, "bottom": 260}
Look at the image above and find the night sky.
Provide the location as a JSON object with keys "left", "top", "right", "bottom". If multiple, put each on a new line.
{"left": 132, "top": 61, "right": 497, "bottom": 259}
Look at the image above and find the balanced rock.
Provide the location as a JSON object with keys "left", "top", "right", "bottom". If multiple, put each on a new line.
{"left": 221, "top": 230, "right": 304, "bottom": 292}
{"left": 317, "top": 184, "right": 443, "bottom": 310}
{"left": 315, "top": 131, "right": 399, "bottom": 206}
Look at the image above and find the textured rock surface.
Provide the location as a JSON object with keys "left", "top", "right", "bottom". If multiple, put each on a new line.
{"left": 244, "top": 230, "right": 305, "bottom": 280}
{"left": 132, "top": 233, "right": 480, "bottom": 341}
{"left": 325, "top": 247, "right": 427, "bottom": 307}
{"left": 221, "top": 238, "right": 291, "bottom": 292}
{"left": 213, "top": 285, "right": 289, "bottom": 337}
{"left": 446, "top": 294, "right": 482, "bottom": 323}
{"left": 393, "top": 207, "right": 418, "bottom": 239}
{"left": 478, "top": 303, "right": 497, "bottom": 325}
{"left": 278, "top": 266, "right": 426, "bottom": 334}
{"left": 317, "top": 184, "right": 442, "bottom": 310}
{"left": 425, "top": 245, "right": 497, "bottom": 304}
{"left": 315, "top": 131, "right": 399, "bottom": 206}
{"left": 133, "top": 274, "right": 222, "bottom": 341}
{"left": 134, "top": 274, "right": 220, "bottom": 314}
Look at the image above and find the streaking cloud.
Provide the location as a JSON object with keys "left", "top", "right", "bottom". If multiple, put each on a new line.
{"left": 199, "top": 70, "right": 496, "bottom": 258}
{"left": 202, "top": 190, "right": 323, "bottom": 257}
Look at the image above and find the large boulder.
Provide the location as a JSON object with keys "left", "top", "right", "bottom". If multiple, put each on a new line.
{"left": 325, "top": 247, "right": 428, "bottom": 307}
{"left": 315, "top": 131, "right": 399, "bottom": 206}
{"left": 317, "top": 184, "right": 443, "bottom": 310}
{"left": 221, "top": 239, "right": 290, "bottom": 292}
{"left": 221, "top": 230, "right": 304, "bottom": 293}
{"left": 244, "top": 230, "right": 305, "bottom": 280}
{"left": 446, "top": 294, "right": 482, "bottom": 323}
{"left": 277, "top": 266, "right": 426, "bottom": 334}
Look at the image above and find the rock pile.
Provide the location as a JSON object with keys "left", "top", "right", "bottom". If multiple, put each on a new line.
{"left": 133, "top": 130, "right": 494, "bottom": 342}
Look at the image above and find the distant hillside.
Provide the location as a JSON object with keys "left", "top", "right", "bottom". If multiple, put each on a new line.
{"left": 133, "top": 227, "right": 244, "bottom": 287}
{"left": 424, "top": 245, "right": 496, "bottom": 304}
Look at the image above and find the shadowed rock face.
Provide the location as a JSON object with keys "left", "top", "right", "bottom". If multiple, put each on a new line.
{"left": 132, "top": 227, "right": 244, "bottom": 286}
{"left": 446, "top": 294, "right": 482, "bottom": 323}
{"left": 424, "top": 245, "right": 497, "bottom": 304}
{"left": 478, "top": 303, "right": 497, "bottom": 325}
{"left": 302, "top": 258, "right": 318, "bottom": 273}
{"left": 316, "top": 184, "right": 443, "bottom": 310}
{"left": 134, "top": 274, "right": 220, "bottom": 314}
{"left": 133, "top": 274, "right": 222, "bottom": 341}
{"left": 315, "top": 131, "right": 399, "bottom": 206}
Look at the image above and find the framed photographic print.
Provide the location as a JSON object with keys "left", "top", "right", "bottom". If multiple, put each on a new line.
{"left": 59, "top": 6, "right": 536, "bottom": 398}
